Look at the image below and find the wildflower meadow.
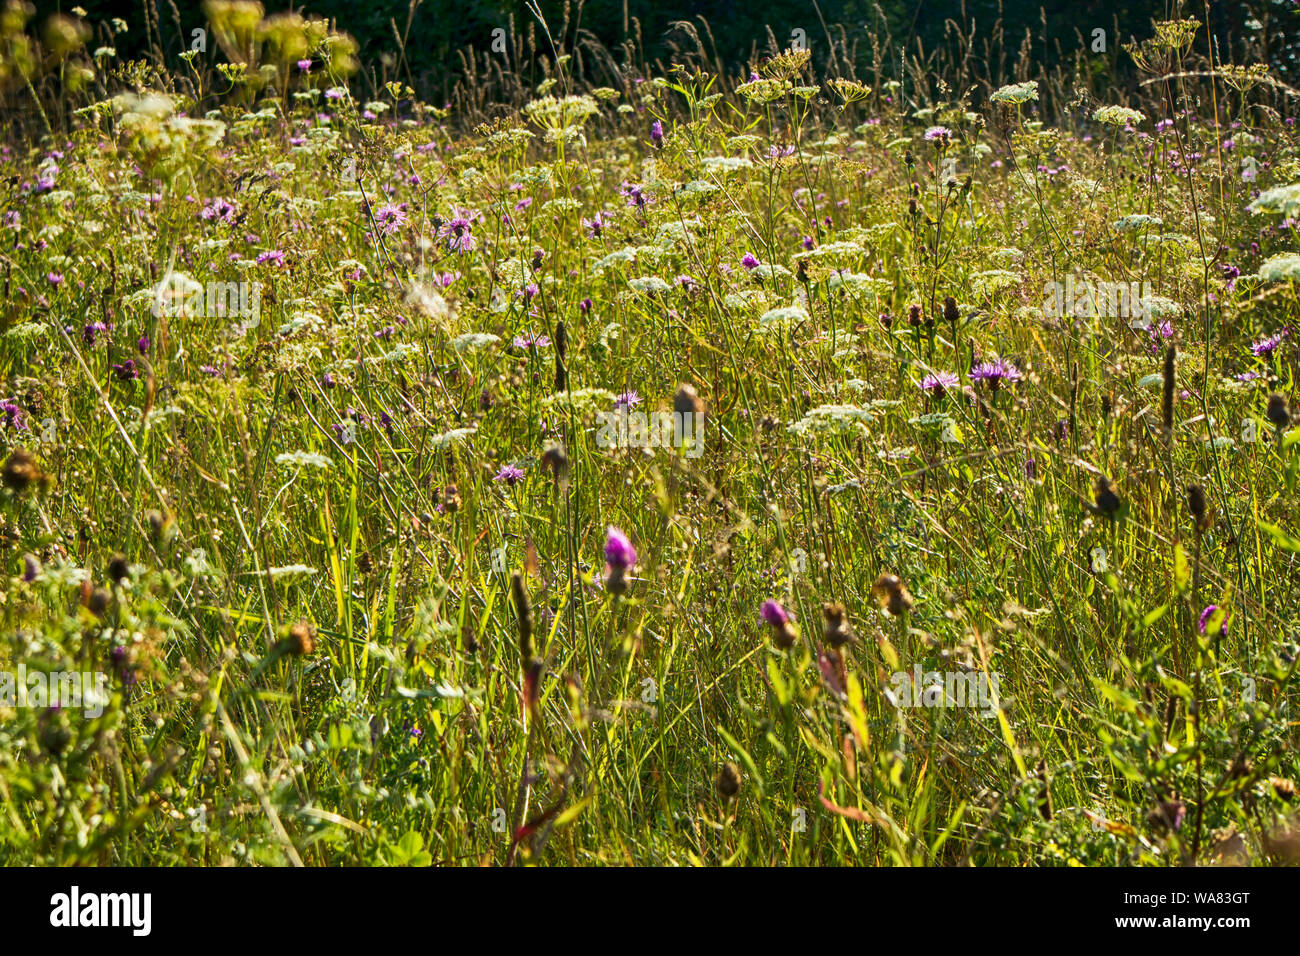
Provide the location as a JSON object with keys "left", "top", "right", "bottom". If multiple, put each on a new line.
{"left": 0, "top": 1, "right": 1299, "bottom": 875}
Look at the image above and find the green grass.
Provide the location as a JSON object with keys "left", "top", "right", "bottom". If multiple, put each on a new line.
{"left": 0, "top": 5, "right": 1298, "bottom": 866}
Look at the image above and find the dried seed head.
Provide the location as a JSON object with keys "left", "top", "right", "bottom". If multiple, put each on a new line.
{"left": 714, "top": 761, "right": 742, "bottom": 799}
{"left": 86, "top": 587, "right": 111, "bottom": 618}
{"left": 822, "top": 601, "right": 854, "bottom": 647}
{"left": 673, "top": 382, "right": 703, "bottom": 419}
{"left": 287, "top": 620, "right": 317, "bottom": 656}
{"left": 943, "top": 296, "right": 960, "bottom": 325}
{"left": 541, "top": 442, "right": 569, "bottom": 487}
{"left": 872, "top": 573, "right": 914, "bottom": 616}
{"left": 1267, "top": 393, "right": 1291, "bottom": 429}
{"left": 2, "top": 447, "right": 46, "bottom": 494}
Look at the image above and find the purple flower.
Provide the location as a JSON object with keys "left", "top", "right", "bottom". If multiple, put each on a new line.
{"left": 583, "top": 211, "right": 611, "bottom": 238}
{"left": 613, "top": 391, "right": 642, "bottom": 410}
{"left": 512, "top": 332, "right": 550, "bottom": 350}
{"left": 2, "top": 402, "right": 25, "bottom": 430}
{"left": 924, "top": 126, "right": 952, "bottom": 142}
{"left": 919, "top": 371, "right": 960, "bottom": 398}
{"left": 47, "top": 272, "right": 64, "bottom": 287}
{"left": 494, "top": 463, "right": 525, "bottom": 485}
{"left": 112, "top": 360, "right": 138, "bottom": 381}
{"left": 1252, "top": 328, "right": 1289, "bottom": 358}
{"left": 968, "top": 358, "right": 1022, "bottom": 391}
{"left": 741, "top": 252, "right": 759, "bottom": 270}
{"left": 200, "top": 197, "right": 239, "bottom": 225}
{"left": 255, "top": 249, "right": 285, "bottom": 266}
{"left": 373, "top": 202, "right": 408, "bottom": 235}
{"left": 1198, "top": 604, "right": 1231, "bottom": 635}
{"left": 760, "top": 599, "right": 790, "bottom": 627}
{"left": 604, "top": 526, "right": 637, "bottom": 571}
{"left": 82, "top": 321, "right": 107, "bottom": 346}
{"left": 439, "top": 210, "right": 477, "bottom": 253}
{"left": 620, "top": 182, "right": 650, "bottom": 210}
{"left": 296, "top": 59, "right": 312, "bottom": 72}
{"left": 650, "top": 119, "right": 664, "bottom": 146}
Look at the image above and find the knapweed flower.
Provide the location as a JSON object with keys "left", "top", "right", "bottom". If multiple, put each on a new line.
{"left": 924, "top": 125, "right": 952, "bottom": 142}
{"left": 620, "top": 182, "right": 650, "bottom": 210}
{"left": 583, "top": 211, "right": 611, "bottom": 238}
{"left": 255, "top": 249, "right": 286, "bottom": 266}
{"left": 512, "top": 332, "right": 551, "bottom": 350}
{"left": 1198, "top": 604, "right": 1231, "bottom": 636}
{"left": 919, "top": 371, "right": 960, "bottom": 399}
{"left": 46, "top": 272, "right": 64, "bottom": 287}
{"left": 373, "top": 202, "right": 408, "bottom": 236}
{"left": 439, "top": 210, "right": 478, "bottom": 253}
{"left": 296, "top": 59, "right": 312, "bottom": 72}
{"left": 760, "top": 599, "right": 799, "bottom": 649}
{"left": 1252, "top": 328, "right": 1289, "bottom": 358}
{"left": 200, "top": 197, "right": 238, "bottom": 225}
{"left": 603, "top": 526, "right": 637, "bottom": 595}
{"left": 82, "top": 321, "right": 107, "bottom": 345}
{"left": 650, "top": 119, "right": 663, "bottom": 146}
{"left": 494, "top": 463, "right": 525, "bottom": 485}
{"left": 613, "top": 390, "right": 642, "bottom": 410}
{"left": 111, "top": 360, "right": 138, "bottom": 381}
{"left": 741, "top": 252, "right": 760, "bottom": 270}
{"left": 968, "top": 358, "right": 1022, "bottom": 391}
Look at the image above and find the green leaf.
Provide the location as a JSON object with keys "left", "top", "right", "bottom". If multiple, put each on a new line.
{"left": 1258, "top": 520, "right": 1300, "bottom": 551}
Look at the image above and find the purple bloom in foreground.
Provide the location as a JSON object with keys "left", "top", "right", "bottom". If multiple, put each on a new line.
{"left": 613, "top": 391, "right": 642, "bottom": 410}
{"left": 741, "top": 252, "right": 759, "bottom": 270}
{"left": 760, "top": 599, "right": 790, "bottom": 627}
{"left": 512, "top": 332, "right": 550, "bottom": 350}
{"left": 969, "top": 359, "right": 1022, "bottom": 391}
{"left": 256, "top": 249, "right": 285, "bottom": 266}
{"left": 650, "top": 120, "right": 663, "bottom": 146}
{"left": 924, "top": 126, "right": 952, "bottom": 142}
{"left": 1198, "top": 605, "right": 1231, "bottom": 635}
{"left": 920, "top": 371, "right": 960, "bottom": 399}
{"left": 494, "top": 463, "right": 525, "bottom": 485}
{"left": 604, "top": 526, "right": 637, "bottom": 571}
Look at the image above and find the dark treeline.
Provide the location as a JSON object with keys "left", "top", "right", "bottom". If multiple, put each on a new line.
{"left": 35, "top": 0, "right": 1300, "bottom": 103}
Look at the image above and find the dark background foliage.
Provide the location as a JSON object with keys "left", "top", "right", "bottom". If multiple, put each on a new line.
{"left": 34, "top": 0, "right": 1300, "bottom": 100}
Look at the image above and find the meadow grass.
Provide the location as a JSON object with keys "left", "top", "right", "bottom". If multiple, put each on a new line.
{"left": 0, "top": 4, "right": 1298, "bottom": 866}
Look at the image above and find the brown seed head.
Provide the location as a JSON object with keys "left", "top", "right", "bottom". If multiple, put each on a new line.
{"left": 873, "top": 573, "right": 914, "bottom": 615}
{"left": 287, "top": 620, "right": 317, "bottom": 656}
{"left": 715, "top": 761, "right": 742, "bottom": 799}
